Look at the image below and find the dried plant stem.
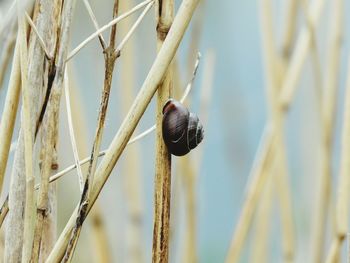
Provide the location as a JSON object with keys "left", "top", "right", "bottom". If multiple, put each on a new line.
{"left": 325, "top": 58, "right": 350, "bottom": 263}
{"left": 24, "top": 12, "right": 52, "bottom": 60}
{"left": 311, "top": 0, "right": 343, "bottom": 262}
{"left": 152, "top": 0, "right": 174, "bottom": 262}
{"left": 47, "top": 0, "right": 200, "bottom": 260}
{"left": 250, "top": 171, "right": 274, "bottom": 263}
{"left": 0, "top": 39, "right": 21, "bottom": 194}
{"left": 64, "top": 67, "right": 84, "bottom": 191}
{"left": 63, "top": 1, "right": 120, "bottom": 260}
{"left": 17, "top": 9, "right": 36, "bottom": 262}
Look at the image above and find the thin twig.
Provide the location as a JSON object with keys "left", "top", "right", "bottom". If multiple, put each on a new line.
{"left": 66, "top": 0, "right": 153, "bottom": 62}
{"left": 25, "top": 12, "right": 52, "bottom": 60}
{"left": 64, "top": 67, "right": 84, "bottom": 191}
{"left": 152, "top": 0, "right": 174, "bottom": 261}
{"left": 325, "top": 43, "right": 349, "bottom": 263}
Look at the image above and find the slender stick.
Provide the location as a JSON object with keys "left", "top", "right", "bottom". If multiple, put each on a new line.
{"left": 47, "top": 1, "right": 200, "bottom": 261}
{"left": 64, "top": 67, "right": 84, "bottom": 191}
{"left": 250, "top": 171, "right": 274, "bottom": 263}
{"left": 25, "top": 12, "right": 52, "bottom": 60}
{"left": 259, "top": 1, "right": 295, "bottom": 261}
{"left": 280, "top": 0, "right": 298, "bottom": 60}
{"left": 17, "top": 7, "right": 36, "bottom": 262}
{"left": 152, "top": 0, "right": 174, "bottom": 262}
{"left": 325, "top": 48, "right": 349, "bottom": 263}
{"left": 311, "top": 0, "right": 343, "bottom": 261}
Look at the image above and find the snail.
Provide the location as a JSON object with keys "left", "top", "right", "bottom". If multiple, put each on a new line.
{"left": 162, "top": 99, "right": 204, "bottom": 156}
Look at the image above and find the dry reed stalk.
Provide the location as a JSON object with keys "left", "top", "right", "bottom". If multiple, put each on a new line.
{"left": 30, "top": 0, "right": 76, "bottom": 261}
{"left": 119, "top": 1, "right": 144, "bottom": 261}
{"left": 63, "top": 0, "right": 120, "bottom": 259}
{"left": 0, "top": 39, "right": 21, "bottom": 195}
{"left": 310, "top": 0, "right": 343, "bottom": 262}
{"left": 46, "top": 0, "right": 200, "bottom": 260}
{"left": 250, "top": 169, "right": 274, "bottom": 263}
{"left": 152, "top": 0, "right": 174, "bottom": 262}
{"left": 225, "top": 125, "right": 276, "bottom": 262}
{"left": 325, "top": 57, "right": 350, "bottom": 263}
{"left": 64, "top": 67, "right": 84, "bottom": 191}
{"left": 16, "top": 6, "right": 36, "bottom": 262}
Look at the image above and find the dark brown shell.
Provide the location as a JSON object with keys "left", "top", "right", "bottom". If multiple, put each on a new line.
{"left": 162, "top": 99, "right": 204, "bottom": 156}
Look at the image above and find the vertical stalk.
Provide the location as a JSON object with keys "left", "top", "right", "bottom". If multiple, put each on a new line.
{"left": 152, "top": 0, "right": 174, "bottom": 262}
{"left": 17, "top": 7, "right": 35, "bottom": 263}
{"left": 311, "top": 0, "right": 343, "bottom": 261}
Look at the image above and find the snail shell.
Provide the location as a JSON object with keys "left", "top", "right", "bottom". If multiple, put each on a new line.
{"left": 162, "top": 99, "right": 204, "bottom": 156}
